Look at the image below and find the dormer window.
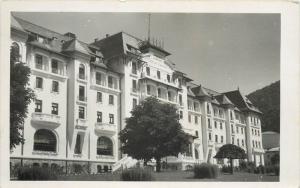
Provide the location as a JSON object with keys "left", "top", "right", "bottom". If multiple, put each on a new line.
{"left": 51, "top": 59, "right": 58, "bottom": 74}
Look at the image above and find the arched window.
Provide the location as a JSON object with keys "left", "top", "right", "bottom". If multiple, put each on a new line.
{"left": 11, "top": 42, "right": 20, "bottom": 61}
{"left": 33, "top": 129, "right": 57, "bottom": 152}
{"left": 79, "top": 64, "right": 85, "bottom": 79}
{"left": 97, "top": 137, "right": 113, "bottom": 156}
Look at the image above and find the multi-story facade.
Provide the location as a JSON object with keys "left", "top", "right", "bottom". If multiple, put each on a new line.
{"left": 10, "top": 16, "right": 264, "bottom": 174}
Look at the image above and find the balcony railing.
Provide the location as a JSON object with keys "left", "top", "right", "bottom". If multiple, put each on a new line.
{"left": 95, "top": 123, "right": 117, "bottom": 135}
{"left": 75, "top": 119, "right": 88, "bottom": 130}
{"left": 31, "top": 112, "right": 60, "bottom": 128}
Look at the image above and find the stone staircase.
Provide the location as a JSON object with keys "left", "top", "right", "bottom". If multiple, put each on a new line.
{"left": 112, "top": 155, "right": 138, "bottom": 172}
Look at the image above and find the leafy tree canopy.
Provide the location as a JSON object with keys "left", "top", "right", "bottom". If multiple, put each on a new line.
{"left": 119, "top": 97, "right": 191, "bottom": 171}
{"left": 214, "top": 144, "right": 246, "bottom": 159}
{"left": 10, "top": 44, "right": 35, "bottom": 149}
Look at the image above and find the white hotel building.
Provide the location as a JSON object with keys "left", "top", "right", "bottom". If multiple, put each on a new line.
{"left": 10, "top": 16, "right": 265, "bottom": 174}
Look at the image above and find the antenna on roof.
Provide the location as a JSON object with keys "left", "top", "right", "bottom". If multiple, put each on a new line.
{"left": 147, "top": 13, "right": 151, "bottom": 42}
{"left": 237, "top": 86, "right": 240, "bottom": 91}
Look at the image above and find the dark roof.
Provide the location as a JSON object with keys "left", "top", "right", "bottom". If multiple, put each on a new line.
{"left": 223, "top": 90, "right": 262, "bottom": 114}
{"left": 191, "top": 85, "right": 210, "bottom": 98}
{"left": 215, "top": 94, "right": 234, "bottom": 106}
{"left": 13, "top": 16, "right": 102, "bottom": 58}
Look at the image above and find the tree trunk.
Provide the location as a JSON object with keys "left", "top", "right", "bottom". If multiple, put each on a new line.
{"left": 156, "top": 158, "right": 161, "bottom": 172}
{"left": 230, "top": 158, "right": 233, "bottom": 174}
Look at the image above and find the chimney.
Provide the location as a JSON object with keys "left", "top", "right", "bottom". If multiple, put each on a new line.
{"left": 64, "top": 32, "right": 76, "bottom": 39}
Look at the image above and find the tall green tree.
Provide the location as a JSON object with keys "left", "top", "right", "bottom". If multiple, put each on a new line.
{"left": 10, "top": 44, "right": 35, "bottom": 149}
{"left": 119, "top": 97, "right": 191, "bottom": 172}
{"left": 214, "top": 144, "right": 246, "bottom": 174}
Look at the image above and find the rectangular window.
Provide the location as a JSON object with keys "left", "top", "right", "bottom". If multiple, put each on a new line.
{"left": 51, "top": 103, "right": 58, "bottom": 115}
{"left": 214, "top": 121, "right": 217, "bottom": 129}
{"left": 252, "top": 140, "right": 255, "bottom": 147}
{"left": 74, "top": 134, "right": 82, "bottom": 154}
{"left": 215, "top": 135, "right": 218, "bottom": 143}
{"left": 146, "top": 85, "right": 150, "bottom": 95}
{"left": 195, "top": 116, "right": 198, "bottom": 124}
{"left": 236, "top": 126, "right": 239, "bottom": 133}
{"left": 79, "top": 86, "right": 85, "bottom": 101}
{"left": 51, "top": 59, "right": 58, "bottom": 74}
{"left": 231, "top": 124, "right": 234, "bottom": 133}
{"left": 108, "top": 76, "right": 113, "bottom": 88}
{"left": 237, "top": 139, "right": 240, "bottom": 146}
{"left": 188, "top": 114, "right": 191, "bottom": 123}
{"left": 242, "top": 139, "right": 244, "bottom": 147}
{"left": 194, "top": 102, "right": 199, "bottom": 111}
{"left": 96, "top": 72, "right": 102, "bottom": 85}
{"left": 109, "top": 114, "right": 114, "bottom": 124}
{"left": 146, "top": 67, "right": 150, "bottom": 76}
{"left": 97, "top": 92, "right": 102, "bottom": 103}
{"left": 179, "top": 111, "right": 183, "bottom": 119}
{"left": 221, "top": 136, "right": 224, "bottom": 143}
{"left": 232, "top": 137, "right": 235, "bottom": 144}
{"left": 52, "top": 81, "right": 59, "bottom": 92}
{"left": 97, "top": 111, "right": 102, "bottom": 123}
{"left": 157, "top": 71, "right": 160, "bottom": 79}
{"left": 167, "top": 75, "right": 170, "bottom": 83}
{"left": 167, "top": 91, "right": 171, "bottom": 101}
{"left": 220, "top": 123, "right": 223, "bottom": 130}
{"left": 258, "top": 130, "right": 260, "bottom": 136}
{"left": 35, "top": 54, "right": 43, "bottom": 69}
{"left": 208, "top": 119, "right": 211, "bottom": 128}
{"left": 79, "top": 106, "right": 85, "bottom": 119}
{"left": 207, "top": 104, "right": 211, "bottom": 114}
{"left": 179, "top": 94, "right": 183, "bottom": 106}
{"left": 157, "top": 88, "right": 161, "bottom": 98}
{"left": 36, "top": 77, "right": 43, "bottom": 89}
{"left": 132, "top": 62, "right": 137, "bottom": 74}
{"left": 241, "top": 128, "right": 244, "bottom": 134}
{"left": 132, "top": 98, "right": 137, "bottom": 109}
{"left": 132, "top": 79, "right": 137, "bottom": 92}
{"left": 109, "top": 95, "right": 114, "bottom": 105}
{"left": 209, "top": 133, "right": 212, "bottom": 141}
{"left": 35, "top": 100, "right": 42, "bottom": 112}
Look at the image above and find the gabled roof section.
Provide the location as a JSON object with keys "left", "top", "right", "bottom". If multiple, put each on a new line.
{"left": 91, "top": 32, "right": 141, "bottom": 59}
{"left": 13, "top": 16, "right": 70, "bottom": 42}
{"left": 62, "top": 38, "right": 92, "bottom": 55}
{"left": 191, "top": 85, "right": 210, "bottom": 98}
{"left": 215, "top": 94, "right": 234, "bottom": 106}
{"left": 223, "top": 90, "right": 262, "bottom": 114}
{"left": 11, "top": 16, "right": 26, "bottom": 32}
{"left": 211, "top": 97, "right": 220, "bottom": 105}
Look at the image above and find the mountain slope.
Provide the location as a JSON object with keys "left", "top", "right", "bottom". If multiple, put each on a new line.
{"left": 247, "top": 81, "right": 280, "bottom": 133}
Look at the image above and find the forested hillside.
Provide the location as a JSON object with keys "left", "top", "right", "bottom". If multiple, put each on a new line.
{"left": 247, "top": 81, "right": 280, "bottom": 133}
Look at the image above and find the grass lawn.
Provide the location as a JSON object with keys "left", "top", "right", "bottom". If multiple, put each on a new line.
{"left": 58, "top": 171, "right": 279, "bottom": 182}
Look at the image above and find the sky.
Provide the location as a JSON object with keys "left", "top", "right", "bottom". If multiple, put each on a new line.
{"left": 13, "top": 12, "right": 280, "bottom": 94}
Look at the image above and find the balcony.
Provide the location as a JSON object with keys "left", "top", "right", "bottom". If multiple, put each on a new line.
{"left": 75, "top": 119, "right": 88, "bottom": 130}
{"left": 31, "top": 113, "right": 60, "bottom": 128}
{"left": 140, "top": 73, "right": 181, "bottom": 90}
{"left": 95, "top": 123, "right": 117, "bottom": 135}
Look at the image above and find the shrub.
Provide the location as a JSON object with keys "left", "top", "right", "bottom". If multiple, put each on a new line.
{"left": 221, "top": 165, "right": 231, "bottom": 173}
{"left": 194, "top": 163, "right": 219, "bottom": 179}
{"left": 17, "top": 166, "right": 57, "bottom": 180}
{"left": 73, "top": 164, "right": 83, "bottom": 174}
{"left": 274, "top": 165, "right": 280, "bottom": 176}
{"left": 121, "top": 168, "right": 154, "bottom": 181}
